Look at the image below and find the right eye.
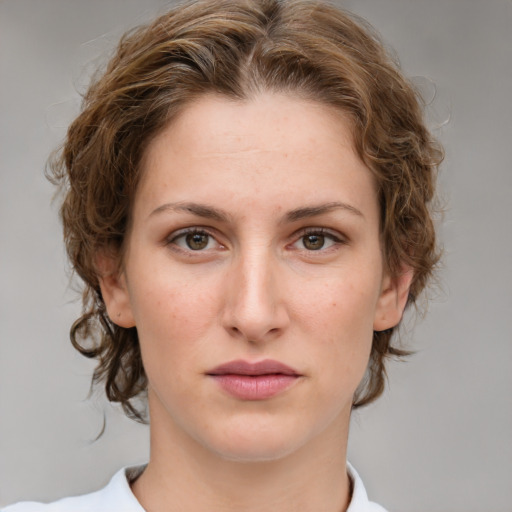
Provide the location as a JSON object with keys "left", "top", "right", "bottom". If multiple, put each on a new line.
{"left": 169, "top": 229, "right": 220, "bottom": 251}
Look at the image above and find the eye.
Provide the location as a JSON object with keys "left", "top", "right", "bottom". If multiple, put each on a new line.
{"left": 169, "top": 229, "right": 220, "bottom": 251}
{"left": 292, "top": 229, "right": 343, "bottom": 251}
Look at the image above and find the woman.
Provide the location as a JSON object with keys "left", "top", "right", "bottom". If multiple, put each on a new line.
{"left": 5, "top": 0, "right": 442, "bottom": 510}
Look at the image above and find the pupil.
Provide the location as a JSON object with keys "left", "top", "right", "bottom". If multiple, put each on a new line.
{"left": 304, "top": 234, "right": 324, "bottom": 250}
{"left": 186, "top": 232, "right": 208, "bottom": 250}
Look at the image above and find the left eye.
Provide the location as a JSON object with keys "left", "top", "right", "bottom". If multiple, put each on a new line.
{"left": 171, "top": 230, "right": 219, "bottom": 251}
{"left": 293, "top": 231, "right": 340, "bottom": 251}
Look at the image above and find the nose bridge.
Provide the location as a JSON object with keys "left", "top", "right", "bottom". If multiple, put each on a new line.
{"left": 223, "top": 241, "right": 287, "bottom": 342}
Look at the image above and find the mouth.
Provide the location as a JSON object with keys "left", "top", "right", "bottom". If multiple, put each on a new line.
{"left": 207, "top": 359, "right": 302, "bottom": 400}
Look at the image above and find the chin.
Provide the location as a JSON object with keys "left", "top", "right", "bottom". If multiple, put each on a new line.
{"left": 200, "top": 417, "right": 313, "bottom": 463}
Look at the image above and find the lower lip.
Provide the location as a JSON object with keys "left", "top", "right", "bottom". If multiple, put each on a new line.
{"left": 210, "top": 374, "right": 299, "bottom": 400}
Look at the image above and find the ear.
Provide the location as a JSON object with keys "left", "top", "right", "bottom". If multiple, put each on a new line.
{"left": 373, "top": 266, "right": 413, "bottom": 332}
{"left": 95, "top": 250, "right": 135, "bottom": 328}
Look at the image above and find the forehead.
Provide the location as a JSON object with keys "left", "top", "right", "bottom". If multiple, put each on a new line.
{"left": 145, "top": 93, "right": 356, "bottom": 161}
{"left": 136, "top": 92, "right": 376, "bottom": 221}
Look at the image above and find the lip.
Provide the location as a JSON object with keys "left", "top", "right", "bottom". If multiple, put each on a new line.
{"left": 207, "top": 359, "right": 301, "bottom": 400}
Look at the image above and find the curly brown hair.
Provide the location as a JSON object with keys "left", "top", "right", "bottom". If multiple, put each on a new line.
{"left": 49, "top": 0, "right": 443, "bottom": 421}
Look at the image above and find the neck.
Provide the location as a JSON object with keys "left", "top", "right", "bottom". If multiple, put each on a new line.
{"left": 132, "top": 399, "right": 352, "bottom": 512}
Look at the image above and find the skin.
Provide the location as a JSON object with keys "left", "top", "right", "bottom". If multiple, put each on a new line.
{"left": 100, "top": 93, "right": 412, "bottom": 512}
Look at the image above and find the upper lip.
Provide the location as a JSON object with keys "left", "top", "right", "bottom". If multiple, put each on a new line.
{"left": 207, "top": 359, "right": 300, "bottom": 376}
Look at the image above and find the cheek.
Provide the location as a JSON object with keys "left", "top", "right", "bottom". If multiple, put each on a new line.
{"left": 133, "top": 285, "right": 208, "bottom": 401}
{"left": 132, "top": 267, "right": 216, "bottom": 328}
{"left": 298, "top": 275, "right": 379, "bottom": 336}
{"left": 296, "top": 276, "right": 378, "bottom": 378}
{"left": 128, "top": 272, "right": 219, "bottom": 377}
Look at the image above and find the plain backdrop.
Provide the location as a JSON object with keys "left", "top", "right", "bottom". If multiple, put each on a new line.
{"left": 1, "top": 1, "right": 511, "bottom": 511}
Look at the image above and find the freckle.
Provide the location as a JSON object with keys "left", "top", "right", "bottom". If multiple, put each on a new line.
{"left": 332, "top": 302, "right": 337, "bottom": 307}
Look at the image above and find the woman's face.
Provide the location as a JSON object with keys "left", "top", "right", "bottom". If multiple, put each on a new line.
{"left": 101, "top": 93, "right": 409, "bottom": 462}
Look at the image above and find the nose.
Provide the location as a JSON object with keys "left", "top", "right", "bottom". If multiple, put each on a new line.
{"left": 222, "top": 247, "right": 290, "bottom": 344}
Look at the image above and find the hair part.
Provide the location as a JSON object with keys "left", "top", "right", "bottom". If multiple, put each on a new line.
{"left": 49, "top": 0, "right": 443, "bottom": 421}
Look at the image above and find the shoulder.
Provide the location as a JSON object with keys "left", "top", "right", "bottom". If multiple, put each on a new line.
{"left": 346, "top": 462, "right": 388, "bottom": 512}
{"left": 2, "top": 467, "right": 145, "bottom": 512}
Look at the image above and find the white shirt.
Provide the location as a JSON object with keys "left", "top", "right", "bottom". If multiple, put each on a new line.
{"left": 3, "top": 463, "right": 387, "bottom": 511}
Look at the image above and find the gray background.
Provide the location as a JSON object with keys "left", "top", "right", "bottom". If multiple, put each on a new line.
{"left": 1, "top": 1, "right": 511, "bottom": 511}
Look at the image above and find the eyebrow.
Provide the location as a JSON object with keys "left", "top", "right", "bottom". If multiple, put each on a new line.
{"left": 148, "top": 200, "right": 364, "bottom": 223}
{"left": 149, "top": 202, "right": 230, "bottom": 222}
{"left": 285, "top": 202, "right": 364, "bottom": 222}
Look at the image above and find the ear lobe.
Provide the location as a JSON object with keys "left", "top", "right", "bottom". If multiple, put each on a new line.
{"left": 96, "top": 251, "right": 135, "bottom": 328}
{"left": 373, "top": 266, "right": 413, "bottom": 332}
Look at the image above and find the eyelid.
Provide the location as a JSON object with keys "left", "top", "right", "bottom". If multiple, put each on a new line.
{"left": 288, "top": 226, "right": 348, "bottom": 252}
{"left": 165, "top": 226, "right": 225, "bottom": 251}
{"left": 296, "top": 226, "right": 347, "bottom": 242}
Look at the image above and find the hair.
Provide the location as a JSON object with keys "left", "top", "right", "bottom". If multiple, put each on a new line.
{"left": 49, "top": 0, "right": 443, "bottom": 421}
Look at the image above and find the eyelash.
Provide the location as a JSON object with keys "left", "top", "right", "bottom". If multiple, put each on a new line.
{"left": 291, "top": 228, "right": 346, "bottom": 252}
{"left": 166, "top": 227, "right": 222, "bottom": 252}
{"left": 165, "top": 227, "right": 347, "bottom": 253}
